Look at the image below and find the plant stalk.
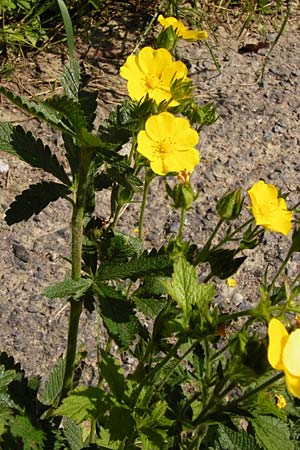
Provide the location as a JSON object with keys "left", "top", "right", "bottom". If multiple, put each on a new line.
{"left": 60, "top": 148, "right": 91, "bottom": 401}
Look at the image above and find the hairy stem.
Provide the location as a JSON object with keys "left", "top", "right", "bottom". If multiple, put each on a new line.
{"left": 60, "top": 148, "right": 91, "bottom": 401}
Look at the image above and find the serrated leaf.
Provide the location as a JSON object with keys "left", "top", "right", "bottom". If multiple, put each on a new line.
{"left": 0, "top": 366, "right": 16, "bottom": 390}
{"left": 5, "top": 181, "right": 71, "bottom": 225}
{"left": 55, "top": 386, "right": 107, "bottom": 423}
{"left": 45, "top": 94, "right": 88, "bottom": 135}
{"left": 0, "top": 86, "right": 74, "bottom": 134}
{"left": 95, "top": 284, "right": 138, "bottom": 350}
{"left": 38, "top": 357, "right": 65, "bottom": 406}
{"left": 7, "top": 415, "right": 46, "bottom": 450}
{"left": 100, "top": 231, "right": 143, "bottom": 260}
{"left": 63, "top": 418, "right": 83, "bottom": 450}
{"left": 61, "top": 58, "right": 81, "bottom": 100}
{"left": 133, "top": 296, "right": 168, "bottom": 320}
{"left": 100, "top": 354, "right": 126, "bottom": 403}
{"left": 218, "top": 424, "right": 260, "bottom": 450}
{"left": 164, "top": 257, "right": 214, "bottom": 318}
{"left": 217, "top": 424, "right": 260, "bottom": 450}
{"left": 0, "top": 123, "right": 70, "bottom": 185}
{"left": 97, "top": 253, "right": 172, "bottom": 281}
{"left": 43, "top": 277, "right": 92, "bottom": 300}
{"left": 250, "top": 415, "right": 294, "bottom": 450}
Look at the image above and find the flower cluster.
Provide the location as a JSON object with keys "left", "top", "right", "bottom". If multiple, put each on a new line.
{"left": 119, "top": 16, "right": 207, "bottom": 177}
{"left": 268, "top": 318, "right": 300, "bottom": 398}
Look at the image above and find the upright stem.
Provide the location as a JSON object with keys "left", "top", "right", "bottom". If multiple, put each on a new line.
{"left": 177, "top": 207, "right": 186, "bottom": 242}
{"left": 60, "top": 148, "right": 91, "bottom": 401}
{"left": 269, "top": 245, "right": 294, "bottom": 293}
{"left": 138, "top": 170, "right": 154, "bottom": 240}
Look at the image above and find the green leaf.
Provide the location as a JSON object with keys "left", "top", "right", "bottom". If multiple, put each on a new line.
{"left": 45, "top": 94, "right": 88, "bottom": 135}
{"left": 133, "top": 296, "right": 168, "bottom": 320}
{"left": 38, "top": 357, "right": 66, "bottom": 406}
{"left": 95, "top": 284, "right": 139, "bottom": 350}
{"left": 250, "top": 415, "right": 294, "bottom": 450}
{"left": 5, "top": 181, "right": 71, "bottom": 225}
{"left": 208, "top": 249, "right": 247, "bottom": 279}
{"left": 57, "top": 0, "right": 75, "bottom": 59}
{"left": 79, "top": 89, "right": 98, "bottom": 131}
{"left": 61, "top": 58, "right": 80, "bottom": 100}
{"left": 97, "top": 253, "right": 172, "bottom": 281}
{"left": 106, "top": 405, "right": 135, "bottom": 441}
{"left": 0, "top": 86, "right": 74, "bottom": 134}
{"left": 217, "top": 424, "right": 260, "bottom": 450}
{"left": 0, "top": 123, "right": 70, "bottom": 185}
{"left": 43, "top": 277, "right": 92, "bottom": 300}
{"left": 164, "top": 257, "right": 214, "bottom": 316}
{"left": 55, "top": 386, "right": 108, "bottom": 423}
{"left": 7, "top": 415, "right": 46, "bottom": 450}
{"left": 100, "top": 353, "right": 126, "bottom": 403}
{"left": 99, "top": 230, "right": 143, "bottom": 260}
{"left": 0, "top": 366, "right": 16, "bottom": 391}
{"left": 63, "top": 418, "right": 83, "bottom": 450}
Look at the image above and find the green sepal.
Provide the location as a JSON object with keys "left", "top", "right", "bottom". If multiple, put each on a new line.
{"left": 155, "top": 25, "right": 178, "bottom": 51}
{"left": 5, "top": 181, "right": 71, "bottom": 225}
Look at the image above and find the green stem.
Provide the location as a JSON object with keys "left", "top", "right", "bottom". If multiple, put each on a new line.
{"left": 269, "top": 244, "right": 294, "bottom": 293}
{"left": 177, "top": 207, "right": 186, "bottom": 242}
{"left": 60, "top": 148, "right": 91, "bottom": 401}
{"left": 138, "top": 170, "right": 154, "bottom": 240}
{"left": 195, "top": 218, "right": 224, "bottom": 264}
{"left": 232, "top": 372, "right": 284, "bottom": 406}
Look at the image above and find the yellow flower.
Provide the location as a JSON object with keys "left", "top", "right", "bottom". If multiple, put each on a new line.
{"left": 137, "top": 112, "right": 199, "bottom": 176}
{"left": 226, "top": 277, "right": 237, "bottom": 288}
{"left": 119, "top": 46, "right": 189, "bottom": 106}
{"left": 275, "top": 394, "right": 286, "bottom": 409}
{"left": 268, "top": 318, "right": 300, "bottom": 398}
{"left": 248, "top": 180, "right": 292, "bottom": 236}
{"left": 158, "top": 15, "right": 208, "bottom": 41}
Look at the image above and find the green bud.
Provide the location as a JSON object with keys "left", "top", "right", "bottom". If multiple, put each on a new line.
{"left": 166, "top": 181, "right": 196, "bottom": 209}
{"left": 155, "top": 26, "right": 178, "bottom": 51}
{"left": 216, "top": 188, "right": 244, "bottom": 221}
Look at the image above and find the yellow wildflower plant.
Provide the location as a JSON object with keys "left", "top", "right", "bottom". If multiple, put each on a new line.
{"left": 248, "top": 180, "right": 292, "bottom": 236}
{"left": 158, "top": 14, "right": 208, "bottom": 41}
{"left": 119, "top": 46, "right": 189, "bottom": 106}
{"left": 268, "top": 318, "right": 300, "bottom": 398}
{"left": 137, "top": 112, "right": 199, "bottom": 176}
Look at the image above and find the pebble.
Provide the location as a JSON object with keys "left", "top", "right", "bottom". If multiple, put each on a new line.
{"left": 12, "top": 241, "right": 30, "bottom": 263}
{"left": 0, "top": 158, "right": 9, "bottom": 175}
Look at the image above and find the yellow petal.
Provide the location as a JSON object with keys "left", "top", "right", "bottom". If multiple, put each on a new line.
{"left": 138, "top": 47, "right": 172, "bottom": 76}
{"left": 163, "top": 148, "right": 200, "bottom": 173}
{"left": 284, "top": 369, "right": 300, "bottom": 399}
{"left": 181, "top": 29, "right": 208, "bottom": 40}
{"left": 145, "top": 112, "right": 175, "bottom": 141}
{"left": 283, "top": 329, "right": 300, "bottom": 376}
{"left": 267, "top": 318, "right": 288, "bottom": 370}
{"left": 169, "top": 117, "right": 199, "bottom": 148}
{"left": 137, "top": 130, "right": 157, "bottom": 160}
{"left": 267, "top": 208, "right": 293, "bottom": 236}
{"left": 119, "top": 54, "right": 140, "bottom": 81}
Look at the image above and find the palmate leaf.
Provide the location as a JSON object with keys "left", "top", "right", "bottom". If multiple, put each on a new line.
{"left": 5, "top": 181, "right": 71, "bottom": 225}
{"left": 208, "top": 249, "right": 247, "bottom": 279}
{"left": 0, "top": 123, "right": 70, "bottom": 185}
{"left": 100, "top": 353, "right": 126, "bottom": 403}
{"left": 0, "top": 86, "right": 74, "bottom": 135}
{"left": 79, "top": 89, "right": 98, "bottom": 132}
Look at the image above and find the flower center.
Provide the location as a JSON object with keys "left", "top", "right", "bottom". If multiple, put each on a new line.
{"left": 145, "top": 73, "right": 161, "bottom": 89}
{"left": 154, "top": 137, "right": 175, "bottom": 156}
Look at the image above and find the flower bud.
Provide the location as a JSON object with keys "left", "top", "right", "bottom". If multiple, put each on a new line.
{"left": 216, "top": 188, "right": 243, "bottom": 221}
{"left": 166, "top": 181, "right": 196, "bottom": 209}
{"left": 155, "top": 26, "right": 178, "bottom": 51}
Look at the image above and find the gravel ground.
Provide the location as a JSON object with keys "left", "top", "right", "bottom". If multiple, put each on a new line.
{"left": 0, "top": 8, "right": 300, "bottom": 379}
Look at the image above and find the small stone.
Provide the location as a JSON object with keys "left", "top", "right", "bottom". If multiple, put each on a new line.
{"left": 27, "top": 305, "right": 39, "bottom": 313}
{"left": 231, "top": 292, "right": 244, "bottom": 306}
{"left": 13, "top": 241, "right": 30, "bottom": 263}
{"left": 0, "top": 159, "right": 9, "bottom": 175}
